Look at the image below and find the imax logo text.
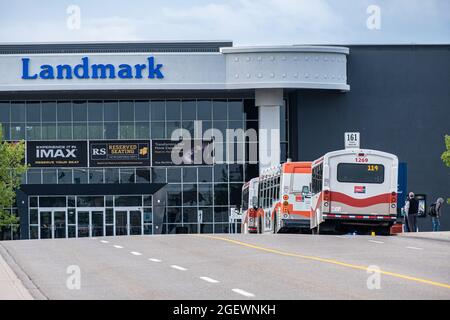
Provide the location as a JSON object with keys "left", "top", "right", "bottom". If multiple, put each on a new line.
{"left": 22, "top": 56, "right": 164, "bottom": 80}
{"left": 36, "top": 149, "right": 77, "bottom": 158}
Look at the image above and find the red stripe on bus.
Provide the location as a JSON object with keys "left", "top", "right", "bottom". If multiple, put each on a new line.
{"left": 329, "top": 192, "right": 390, "bottom": 207}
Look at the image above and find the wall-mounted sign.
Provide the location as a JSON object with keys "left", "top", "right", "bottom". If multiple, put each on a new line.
{"left": 21, "top": 56, "right": 164, "bottom": 80}
{"left": 152, "top": 140, "right": 213, "bottom": 166}
{"left": 26, "top": 141, "right": 88, "bottom": 167}
{"left": 89, "top": 140, "right": 151, "bottom": 167}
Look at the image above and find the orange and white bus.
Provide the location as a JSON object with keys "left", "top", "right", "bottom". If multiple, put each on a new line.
{"left": 241, "top": 177, "right": 259, "bottom": 233}
{"left": 310, "top": 149, "right": 398, "bottom": 235}
{"left": 241, "top": 161, "right": 312, "bottom": 234}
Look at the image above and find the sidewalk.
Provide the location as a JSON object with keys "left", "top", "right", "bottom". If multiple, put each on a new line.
{"left": 399, "top": 231, "right": 450, "bottom": 241}
{"left": 0, "top": 246, "right": 33, "bottom": 300}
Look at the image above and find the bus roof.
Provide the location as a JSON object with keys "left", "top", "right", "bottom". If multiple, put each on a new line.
{"left": 312, "top": 149, "right": 398, "bottom": 166}
{"left": 282, "top": 161, "right": 312, "bottom": 173}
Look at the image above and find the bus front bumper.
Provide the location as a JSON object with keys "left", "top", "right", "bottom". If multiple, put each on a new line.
{"left": 280, "top": 219, "right": 310, "bottom": 229}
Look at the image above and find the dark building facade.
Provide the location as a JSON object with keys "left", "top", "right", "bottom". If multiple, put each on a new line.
{"left": 0, "top": 42, "right": 448, "bottom": 239}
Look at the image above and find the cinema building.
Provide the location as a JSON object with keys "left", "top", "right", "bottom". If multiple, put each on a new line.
{"left": 0, "top": 41, "right": 448, "bottom": 239}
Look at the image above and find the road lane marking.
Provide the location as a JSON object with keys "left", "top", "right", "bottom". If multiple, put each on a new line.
{"left": 232, "top": 288, "right": 255, "bottom": 297}
{"left": 113, "top": 245, "right": 123, "bottom": 249}
{"left": 369, "top": 240, "right": 384, "bottom": 244}
{"left": 336, "top": 236, "right": 347, "bottom": 239}
{"left": 100, "top": 240, "right": 109, "bottom": 244}
{"left": 149, "top": 258, "right": 162, "bottom": 262}
{"left": 406, "top": 246, "right": 423, "bottom": 250}
{"left": 130, "top": 251, "right": 142, "bottom": 256}
{"left": 198, "top": 235, "right": 450, "bottom": 290}
{"left": 171, "top": 265, "right": 187, "bottom": 271}
{"left": 200, "top": 276, "right": 220, "bottom": 284}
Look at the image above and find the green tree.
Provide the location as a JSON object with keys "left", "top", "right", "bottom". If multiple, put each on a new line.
{"left": 0, "top": 125, "right": 27, "bottom": 229}
{"left": 441, "top": 134, "right": 450, "bottom": 204}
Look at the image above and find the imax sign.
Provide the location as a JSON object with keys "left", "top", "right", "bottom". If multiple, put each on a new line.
{"left": 21, "top": 56, "right": 164, "bottom": 80}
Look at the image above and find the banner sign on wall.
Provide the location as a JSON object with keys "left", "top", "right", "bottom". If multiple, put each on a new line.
{"left": 26, "top": 141, "right": 88, "bottom": 167}
{"left": 89, "top": 140, "right": 151, "bottom": 167}
{"left": 152, "top": 140, "right": 213, "bottom": 166}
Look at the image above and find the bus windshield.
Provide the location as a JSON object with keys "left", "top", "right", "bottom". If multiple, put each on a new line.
{"left": 337, "top": 163, "right": 385, "bottom": 184}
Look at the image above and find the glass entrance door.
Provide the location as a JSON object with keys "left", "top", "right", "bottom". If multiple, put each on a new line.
{"left": 40, "top": 211, "right": 52, "bottom": 239}
{"left": 77, "top": 211, "right": 90, "bottom": 238}
{"left": 91, "top": 211, "right": 104, "bottom": 237}
{"left": 53, "top": 211, "right": 66, "bottom": 238}
{"left": 114, "top": 209, "right": 143, "bottom": 236}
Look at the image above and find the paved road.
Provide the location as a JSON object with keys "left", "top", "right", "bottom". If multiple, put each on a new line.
{"left": 0, "top": 234, "right": 449, "bottom": 300}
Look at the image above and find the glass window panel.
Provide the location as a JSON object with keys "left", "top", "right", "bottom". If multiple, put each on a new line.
{"left": 119, "top": 101, "right": 134, "bottom": 121}
{"left": 68, "top": 208, "right": 76, "bottom": 224}
{"left": 29, "top": 209, "right": 38, "bottom": 225}
{"left": 200, "top": 223, "right": 213, "bottom": 233}
{"left": 197, "top": 100, "right": 212, "bottom": 120}
{"left": 167, "top": 208, "right": 182, "bottom": 224}
{"left": 144, "top": 224, "right": 152, "bottom": 235}
{"left": 73, "top": 122, "right": 87, "bottom": 139}
{"left": 88, "top": 101, "right": 103, "bottom": 121}
{"left": 135, "top": 122, "right": 149, "bottom": 139}
{"left": 106, "top": 196, "right": 113, "bottom": 207}
{"left": 214, "top": 164, "right": 228, "bottom": 182}
{"left": 166, "top": 121, "right": 180, "bottom": 139}
{"left": 57, "top": 123, "right": 72, "bottom": 140}
{"left": 182, "top": 121, "right": 194, "bottom": 138}
{"left": 244, "top": 99, "right": 257, "bottom": 120}
{"left": 104, "top": 101, "right": 118, "bottom": 121}
{"left": 1, "top": 123, "right": 10, "bottom": 140}
{"left": 143, "top": 208, "right": 152, "bottom": 223}
{"left": 105, "top": 208, "right": 114, "bottom": 224}
{"left": 136, "top": 168, "right": 151, "bottom": 183}
{"left": 114, "top": 196, "right": 142, "bottom": 207}
{"left": 89, "top": 169, "right": 104, "bottom": 184}
{"left": 183, "top": 207, "right": 198, "bottom": 223}
{"left": 198, "top": 183, "right": 213, "bottom": 206}
{"left": 183, "top": 184, "right": 197, "bottom": 206}
{"left": 77, "top": 196, "right": 104, "bottom": 207}
{"left": 57, "top": 101, "right": 72, "bottom": 122}
{"left": 26, "top": 123, "right": 41, "bottom": 140}
{"left": 167, "top": 168, "right": 181, "bottom": 183}
{"left": 135, "top": 100, "right": 150, "bottom": 121}
{"left": 230, "top": 183, "right": 243, "bottom": 206}
{"left": 143, "top": 195, "right": 152, "bottom": 206}
{"left": 181, "top": 100, "right": 196, "bottom": 120}
{"left": 213, "top": 100, "right": 227, "bottom": 120}
{"left": 10, "top": 123, "right": 25, "bottom": 140}
{"left": 73, "top": 169, "right": 88, "bottom": 184}
{"left": 229, "top": 164, "right": 243, "bottom": 182}
{"left": 214, "top": 223, "right": 229, "bottom": 233}
{"left": 213, "top": 121, "right": 227, "bottom": 138}
{"left": 88, "top": 122, "right": 103, "bottom": 139}
{"left": 166, "top": 184, "right": 182, "bottom": 206}
{"left": 228, "top": 120, "right": 244, "bottom": 130}
{"left": 42, "top": 169, "right": 57, "bottom": 184}
{"left": 29, "top": 196, "right": 38, "bottom": 207}
{"left": 119, "top": 122, "right": 134, "bottom": 139}
{"left": 183, "top": 167, "right": 197, "bottom": 183}
{"left": 11, "top": 102, "right": 25, "bottom": 122}
{"left": 151, "top": 100, "right": 165, "bottom": 121}
{"left": 120, "top": 168, "right": 135, "bottom": 183}
{"left": 26, "top": 101, "right": 41, "bottom": 122}
{"left": 0, "top": 102, "right": 10, "bottom": 122}
{"left": 105, "top": 168, "right": 119, "bottom": 184}
{"left": 198, "top": 167, "right": 212, "bottom": 183}
{"left": 39, "top": 196, "right": 66, "bottom": 207}
{"left": 166, "top": 100, "right": 181, "bottom": 121}
{"left": 68, "top": 196, "right": 75, "bottom": 207}
{"left": 151, "top": 168, "right": 166, "bottom": 183}
{"left": 72, "top": 101, "right": 87, "bottom": 121}
{"left": 198, "top": 207, "right": 213, "bottom": 223}
{"left": 214, "top": 184, "right": 229, "bottom": 205}
{"left": 104, "top": 122, "right": 118, "bottom": 139}
{"left": 58, "top": 169, "right": 73, "bottom": 184}
{"left": 228, "top": 100, "right": 243, "bottom": 120}
{"left": 150, "top": 122, "right": 165, "bottom": 139}
{"left": 29, "top": 226, "right": 39, "bottom": 239}
{"left": 214, "top": 207, "right": 229, "bottom": 223}
{"left": 41, "top": 101, "right": 56, "bottom": 122}
{"left": 41, "top": 123, "right": 56, "bottom": 140}
{"left": 27, "top": 169, "right": 41, "bottom": 184}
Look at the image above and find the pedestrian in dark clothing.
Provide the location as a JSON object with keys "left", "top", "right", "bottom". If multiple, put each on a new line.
{"left": 405, "top": 192, "right": 419, "bottom": 232}
{"left": 431, "top": 198, "right": 445, "bottom": 232}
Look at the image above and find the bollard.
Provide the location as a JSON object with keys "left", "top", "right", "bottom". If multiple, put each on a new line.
{"left": 371, "top": 231, "right": 376, "bottom": 236}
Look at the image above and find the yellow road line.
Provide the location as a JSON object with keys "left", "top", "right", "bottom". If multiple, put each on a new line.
{"left": 197, "top": 234, "right": 450, "bottom": 290}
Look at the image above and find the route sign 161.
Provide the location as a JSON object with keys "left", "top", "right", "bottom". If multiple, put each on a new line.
{"left": 345, "top": 132, "right": 360, "bottom": 149}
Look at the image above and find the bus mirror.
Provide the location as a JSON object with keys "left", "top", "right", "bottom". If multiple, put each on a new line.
{"left": 302, "top": 186, "right": 310, "bottom": 194}
{"left": 252, "top": 196, "right": 258, "bottom": 207}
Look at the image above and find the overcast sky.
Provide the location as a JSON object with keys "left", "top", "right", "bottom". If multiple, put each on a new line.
{"left": 0, "top": 0, "right": 449, "bottom": 45}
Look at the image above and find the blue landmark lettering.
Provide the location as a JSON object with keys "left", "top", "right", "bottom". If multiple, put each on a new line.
{"left": 21, "top": 56, "right": 164, "bottom": 80}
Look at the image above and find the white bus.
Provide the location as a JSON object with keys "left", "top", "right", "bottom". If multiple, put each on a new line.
{"left": 310, "top": 149, "right": 398, "bottom": 235}
{"left": 241, "top": 162, "right": 312, "bottom": 234}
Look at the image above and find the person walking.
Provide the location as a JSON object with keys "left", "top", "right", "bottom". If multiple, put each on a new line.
{"left": 405, "top": 192, "right": 419, "bottom": 232}
{"left": 402, "top": 197, "right": 410, "bottom": 232}
{"left": 431, "top": 198, "right": 445, "bottom": 232}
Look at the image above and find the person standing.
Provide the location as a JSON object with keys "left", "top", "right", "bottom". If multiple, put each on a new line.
{"left": 402, "top": 197, "right": 410, "bottom": 232}
{"left": 405, "top": 192, "right": 419, "bottom": 232}
{"left": 431, "top": 198, "right": 445, "bottom": 232}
